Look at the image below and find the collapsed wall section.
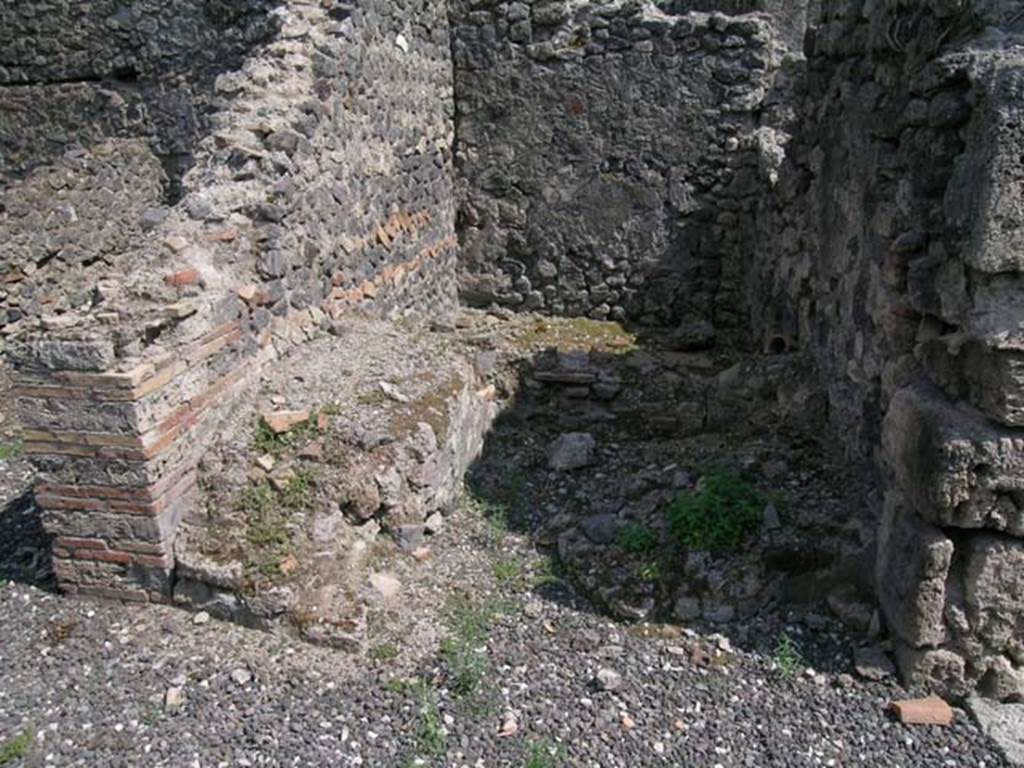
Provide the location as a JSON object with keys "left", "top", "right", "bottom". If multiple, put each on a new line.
{"left": 451, "top": 0, "right": 798, "bottom": 329}
{"left": 6, "top": 0, "right": 459, "bottom": 602}
{"left": 753, "top": 0, "right": 1024, "bottom": 699}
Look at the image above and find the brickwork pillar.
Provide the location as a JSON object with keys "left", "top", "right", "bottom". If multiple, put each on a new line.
{"left": 12, "top": 314, "right": 259, "bottom": 602}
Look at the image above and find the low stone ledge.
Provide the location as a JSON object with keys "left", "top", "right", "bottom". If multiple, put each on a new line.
{"left": 172, "top": 317, "right": 502, "bottom": 645}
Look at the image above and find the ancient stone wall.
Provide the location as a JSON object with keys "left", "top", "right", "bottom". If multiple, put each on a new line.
{"left": 451, "top": 1, "right": 798, "bottom": 329}
{"left": 658, "top": 0, "right": 821, "bottom": 48}
{"left": 753, "top": 0, "right": 1024, "bottom": 699}
{"left": 0, "top": 0, "right": 281, "bottom": 182}
{"left": 6, "top": 0, "right": 460, "bottom": 603}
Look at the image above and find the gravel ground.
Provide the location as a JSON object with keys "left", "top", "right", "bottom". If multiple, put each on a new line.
{"left": 0, "top": 339, "right": 1012, "bottom": 768}
{"left": 0, "top": 495, "right": 1009, "bottom": 767}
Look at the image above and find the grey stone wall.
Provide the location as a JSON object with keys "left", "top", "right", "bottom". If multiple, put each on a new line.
{"left": 0, "top": 140, "right": 166, "bottom": 328}
{"left": 4, "top": 0, "right": 460, "bottom": 602}
{"left": 658, "top": 0, "right": 821, "bottom": 48}
{"left": 451, "top": 1, "right": 795, "bottom": 328}
{"left": 156, "top": 0, "right": 460, "bottom": 332}
{"left": 0, "top": 0, "right": 280, "bottom": 183}
{"left": 2, "top": 0, "right": 458, "bottom": 342}
{"left": 752, "top": 0, "right": 1024, "bottom": 699}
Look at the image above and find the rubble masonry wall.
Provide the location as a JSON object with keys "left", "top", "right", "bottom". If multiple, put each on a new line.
{"left": 752, "top": 0, "right": 1024, "bottom": 699}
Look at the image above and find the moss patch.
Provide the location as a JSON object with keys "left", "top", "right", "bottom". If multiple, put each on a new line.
{"left": 513, "top": 316, "right": 638, "bottom": 355}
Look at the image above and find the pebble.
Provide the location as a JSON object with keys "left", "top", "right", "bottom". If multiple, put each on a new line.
{"left": 594, "top": 668, "right": 623, "bottom": 692}
{"left": 164, "top": 686, "right": 185, "bottom": 714}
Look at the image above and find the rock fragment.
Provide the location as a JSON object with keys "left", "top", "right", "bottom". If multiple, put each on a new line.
{"left": 262, "top": 409, "right": 311, "bottom": 434}
{"left": 594, "top": 668, "right": 623, "bottom": 692}
{"left": 853, "top": 646, "right": 895, "bottom": 681}
{"left": 164, "top": 686, "right": 185, "bottom": 714}
{"left": 546, "top": 432, "right": 596, "bottom": 471}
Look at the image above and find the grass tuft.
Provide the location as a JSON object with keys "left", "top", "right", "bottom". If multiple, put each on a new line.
{"left": 492, "top": 556, "right": 525, "bottom": 587}
{"left": 370, "top": 643, "right": 400, "bottom": 662}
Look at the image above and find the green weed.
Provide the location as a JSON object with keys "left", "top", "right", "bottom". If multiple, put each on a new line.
{"left": 238, "top": 482, "right": 276, "bottom": 516}
{"left": 0, "top": 727, "right": 34, "bottom": 765}
{"left": 241, "top": 482, "right": 289, "bottom": 577}
{"left": 411, "top": 679, "right": 445, "bottom": 758}
{"left": 252, "top": 410, "right": 319, "bottom": 455}
{"left": 440, "top": 595, "right": 504, "bottom": 698}
{"left": 280, "top": 467, "right": 317, "bottom": 510}
{"left": 525, "top": 739, "right": 567, "bottom": 768}
{"left": 667, "top": 470, "right": 764, "bottom": 553}
{"left": 0, "top": 442, "right": 22, "bottom": 461}
{"left": 492, "top": 556, "right": 525, "bottom": 587}
{"left": 615, "top": 523, "right": 658, "bottom": 555}
{"left": 370, "top": 643, "right": 400, "bottom": 662}
{"left": 530, "top": 553, "right": 565, "bottom": 588}
{"left": 773, "top": 632, "right": 804, "bottom": 678}
{"left": 638, "top": 561, "right": 663, "bottom": 582}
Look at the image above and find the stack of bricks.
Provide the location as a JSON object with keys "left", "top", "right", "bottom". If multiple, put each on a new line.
{"left": 12, "top": 306, "right": 267, "bottom": 602}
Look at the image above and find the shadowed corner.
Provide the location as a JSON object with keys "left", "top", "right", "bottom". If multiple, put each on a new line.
{"left": 0, "top": 487, "right": 55, "bottom": 592}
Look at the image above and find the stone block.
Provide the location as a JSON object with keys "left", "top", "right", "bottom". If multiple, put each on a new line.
{"left": 964, "top": 533, "right": 1024, "bottom": 651}
{"left": 946, "top": 59, "right": 1024, "bottom": 274}
{"left": 876, "top": 493, "right": 953, "bottom": 648}
{"left": 894, "top": 644, "right": 968, "bottom": 699}
{"left": 883, "top": 384, "right": 1024, "bottom": 535}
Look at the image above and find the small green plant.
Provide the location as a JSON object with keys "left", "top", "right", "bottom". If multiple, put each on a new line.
{"left": 0, "top": 441, "right": 22, "bottom": 461}
{"left": 638, "top": 561, "right": 663, "bottom": 582}
{"left": 439, "top": 594, "right": 504, "bottom": 698}
{"left": 530, "top": 553, "right": 564, "bottom": 588}
{"left": 773, "top": 632, "right": 804, "bottom": 678}
{"left": 615, "top": 523, "right": 658, "bottom": 555}
{"left": 484, "top": 503, "right": 509, "bottom": 548}
{"left": 280, "top": 467, "right": 317, "bottom": 510}
{"left": 370, "top": 642, "right": 400, "bottom": 662}
{"left": 667, "top": 470, "right": 764, "bottom": 553}
{"left": 440, "top": 636, "right": 489, "bottom": 697}
{"left": 525, "top": 739, "right": 567, "bottom": 768}
{"left": 245, "top": 512, "right": 288, "bottom": 550}
{"left": 241, "top": 483, "right": 289, "bottom": 577}
{"left": 238, "top": 482, "right": 276, "bottom": 516}
{"left": 467, "top": 466, "right": 529, "bottom": 547}
{"left": 411, "top": 680, "right": 445, "bottom": 758}
{"left": 0, "top": 727, "right": 34, "bottom": 766}
{"left": 492, "top": 555, "right": 525, "bottom": 587}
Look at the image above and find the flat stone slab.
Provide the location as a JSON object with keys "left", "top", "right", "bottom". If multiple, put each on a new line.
{"left": 969, "top": 697, "right": 1024, "bottom": 766}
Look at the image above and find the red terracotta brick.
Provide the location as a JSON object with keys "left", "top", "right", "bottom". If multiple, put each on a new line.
{"left": 133, "top": 553, "right": 174, "bottom": 569}
{"left": 75, "top": 549, "right": 133, "bottom": 565}
{"left": 890, "top": 697, "right": 954, "bottom": 726}
{"left": 164, "top": 268, "right": 201, "bottom": 287}
{"left": 262, "top": 409, "right": 311, "bottom": 434}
